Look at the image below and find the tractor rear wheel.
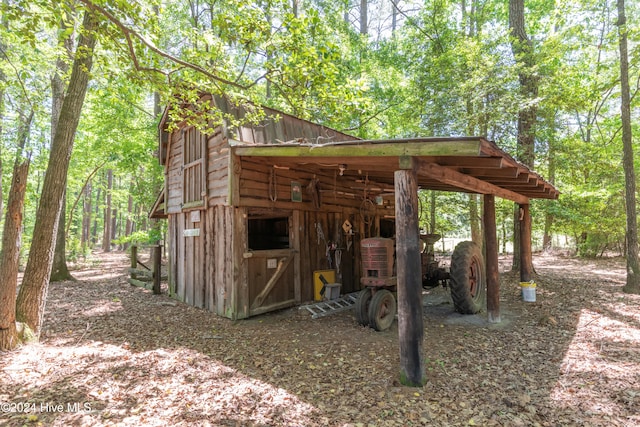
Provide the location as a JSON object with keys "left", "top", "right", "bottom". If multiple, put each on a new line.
{"left": 355, "top": 288, "right": 372, "bottom": 326}
{"left": 450, "top": 241, "right": 486, "bottom": 314}
{"left": 368, "top": 289, "right": 396, "bottom": 331}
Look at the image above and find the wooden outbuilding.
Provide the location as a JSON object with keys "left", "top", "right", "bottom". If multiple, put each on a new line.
{"left": 152, "top": 94, "right": 558, "bottom": 328}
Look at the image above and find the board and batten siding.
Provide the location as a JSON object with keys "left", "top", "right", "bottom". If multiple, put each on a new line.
{"left": 165, "top": 123, "right": 237, "bottom": 314}
{"left": 207, "top": 130, "right": 230, "bottom": 206}
{"left": 167, "top": 205, "right": 246, "bottom": 318}
{"left": 165, "top": 131, "right": 183, "bottom": 214}
{"left": 167, "top": 211, "right": 206, "bottom": 308}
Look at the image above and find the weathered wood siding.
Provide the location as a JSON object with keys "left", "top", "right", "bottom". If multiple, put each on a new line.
{"left": 162, "top": 94, "right": 398, "bottom": 318}
{"left": 167, "top": 212, "right": 206, "bottom": 308}
{"left": 236, "top": 157, "right": 388, "bottom": 212}
{"left": 166, "top": 131, "right": 183, "bottom": 214}
{"left": 297, "top": 211, "right": 363, "bottom": 299}
{"left": 207, "top": 130, "right": 230, "bottom": 206}
{"left": 204, "top": 205, "right": 247, "bottom": 319}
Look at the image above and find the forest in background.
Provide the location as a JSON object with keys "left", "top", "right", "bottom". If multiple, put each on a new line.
{"left": 0, "top": 0, "right": 640, "bottom": 262}
{"left": 0, "top": 1, "right": 638, "bottom": 276}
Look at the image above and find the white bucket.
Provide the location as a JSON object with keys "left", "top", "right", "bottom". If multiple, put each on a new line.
{"left": 520, "top": 281, "right": 536, "bottom": 302}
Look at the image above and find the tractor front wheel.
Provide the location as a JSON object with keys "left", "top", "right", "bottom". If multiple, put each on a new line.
{"left": 368, "top": 289, "right": 396, "bottom": 331}
{"left": 355, "top": 288, "right": 372, "bottom": 326}
{"left": 450, "top": 241, "right": 486, "bottom": 314}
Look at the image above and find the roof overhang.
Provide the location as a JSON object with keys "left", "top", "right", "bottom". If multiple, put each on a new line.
{"left": 149, "top": 188, "right": 167, "bottom": 219}
{"left": 230, "top": 137, "right": 559, "bottom": 204}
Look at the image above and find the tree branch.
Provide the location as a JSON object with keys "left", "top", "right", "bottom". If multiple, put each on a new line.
{"left": 390, "top": 0, "right": 438, "bottom": 47}
{"left": 340, "top": 101, "right": 401, "bottom": 132}
{"left": 78, "top": 0, "right": 266, "bottom": 90}
{"left": 0, "top": 45, "right": 35, "bottom": 111}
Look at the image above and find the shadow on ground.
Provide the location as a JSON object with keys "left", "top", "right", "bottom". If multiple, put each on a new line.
{"left": 1, "top": 251, "right": 639, "bottom": 426}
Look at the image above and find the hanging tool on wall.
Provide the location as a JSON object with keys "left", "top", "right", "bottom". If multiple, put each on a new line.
{"left": 316, "top": 222, "right": 325, "bottom": 245}
{"left": 316, "top": 222, "right": 333, "bottom": 269}
{"left": 326, "top": 241, "right": 335, "bottom": 269}
{"left": 268, "top": 168, "right": 278, "bottom": 202}
{"left": 306, "top": 177, "right": 321, "bottom": 209}
{"left": 342, "top": 219, "right": 353, "bottom": 252}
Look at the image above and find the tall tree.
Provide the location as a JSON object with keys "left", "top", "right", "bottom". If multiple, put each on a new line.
{"left": 617, "top": 0, "right": 640, "bottom": 293}
{"left": 360, "top": 0, "right": 368, "bottom": 35}
{"left": 81, "top": 181, "right": 92, "bottom": 254}
{"left": 0, "top": 7, "right": 5, "bottom": 222}
{"left": 0, "top": 111, "right": 33, "bottom": 350}
{"left": 50, "top": 8, "right": 75, "bottom": 282}
{"left": 102, "top": 169, "right": 113, "bottom": 252}
{"left": 509, "top": 0, "right": 538, "bottom": 271}
{"left": 16, "top": 10, "right": 98, "bottom": 336}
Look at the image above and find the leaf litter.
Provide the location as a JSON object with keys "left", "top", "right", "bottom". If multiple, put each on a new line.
{"left": 1, "top": 251, "right": 639, "bottom": 426}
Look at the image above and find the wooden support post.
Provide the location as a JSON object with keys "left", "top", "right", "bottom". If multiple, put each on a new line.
{"left": 519, "top": 203, "right": 533, "bottom": 282}
{"left": 394, "top": 164, "right": 426, "bottom": 387}
{"left": 130, "top": 245, "right": 138, "bottom": 283}
{"left": 483, "top": 195, "right": 500, "bottom": 323}
{"left": 153, "top": 245, "right": 162, "bottom": 295}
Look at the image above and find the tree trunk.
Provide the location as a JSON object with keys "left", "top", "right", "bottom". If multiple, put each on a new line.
{"left": 519, "top": 204, "right": 533, "bottom": 282}
{"left": 617, "top": 0, "right": 640, "bottom": 293}
{"left": 15, "top": 11, "right": 98, "bottom": 336}
{"left": 429, "top": 191, "right": 436, "bottom": 233}
{"left": 49, "top": 4, "right": 75, "bottom": 283}
{"left": 103, "top": 169, "right": 113, "bottom": 252}
{"left": 82, "top": 180, "right": 92, "bottom": 254}
{"left": 112, "top": 207, "right": 118, "bottom": 245}
{"left": 50, "top": 193, "right": 74, "bottom": 281}
{"left": 512, "top": 205, "right": 521, "bottom": 269}
{"left": 0, "top": 0, "right": 8, "bottom": 222}
{"left": 0, "top": 160, "right": 30, "bottom": 350}
{"left": 543, "top": 133, "right": 556, "bottom": 251}
{"left": 92, "top": 184, "right": 101, "bottom": 245}
{"left": 124, "top": 184, "right": 134, "bottom": 250}
{"left": 0, "top": 95, "right": 3, "bottom": 221}
{"left": 391, "top": 0, "right": 397, "bottom": 34}
{"left": 509, "top": 0, "right": 538, "bottom": 272}
{"left": 470, "top": 194, "right": 482, "bottom": 246}
{"left": 66, "top": 161, "right": 105, "bottom": 238}
{"left": 0, "top": 110, "right": 33, "bottom": 350}
{"left": 360, "top": 0, "right": 367, "bottom": 35}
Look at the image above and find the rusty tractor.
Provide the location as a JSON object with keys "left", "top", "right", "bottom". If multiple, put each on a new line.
{"left": 355, "top": 236, "right": 486, "bottom": 331}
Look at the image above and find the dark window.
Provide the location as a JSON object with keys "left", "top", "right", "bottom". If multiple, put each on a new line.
{"left": 248, "top": 217, "right": 289, "bottom": 250}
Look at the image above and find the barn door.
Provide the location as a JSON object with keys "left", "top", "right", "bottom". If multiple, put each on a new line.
{"left": 247, "top": 250, "right": 296, "bottom": 316}
{"left": 176, "top": 210, "right": 206, "bottom": 308}
{"left": 246, "top": 213, "right": 296, "bottom": 316}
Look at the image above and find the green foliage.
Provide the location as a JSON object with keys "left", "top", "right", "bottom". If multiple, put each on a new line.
{"left": 113, "top": 229, "right": 164, "bottom": 247}
{"left": 1, "top": 0, "right": 639, "bottom": 262}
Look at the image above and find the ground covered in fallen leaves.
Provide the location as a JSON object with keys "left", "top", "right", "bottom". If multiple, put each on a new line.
{"left": 1, "top": 251, "right": 639, "bottom": 426}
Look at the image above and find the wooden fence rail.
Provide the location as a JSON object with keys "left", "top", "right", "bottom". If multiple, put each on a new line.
{"left": 129, "top": 245, "right": 164, "bottom": 294}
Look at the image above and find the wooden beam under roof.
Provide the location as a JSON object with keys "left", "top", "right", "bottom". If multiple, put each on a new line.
{"left": 414, "top": 159, "right": 530, "bottom": 204}
{"left": 462, "top": 168, "right": 520, "bottom": 178}
{"left": 430, "top": 156, "right": 504, "bottom": 169}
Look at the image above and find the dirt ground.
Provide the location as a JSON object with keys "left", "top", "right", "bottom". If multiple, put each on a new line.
{"left": 1, "top": 251, "right": 639, "bottom": 426}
